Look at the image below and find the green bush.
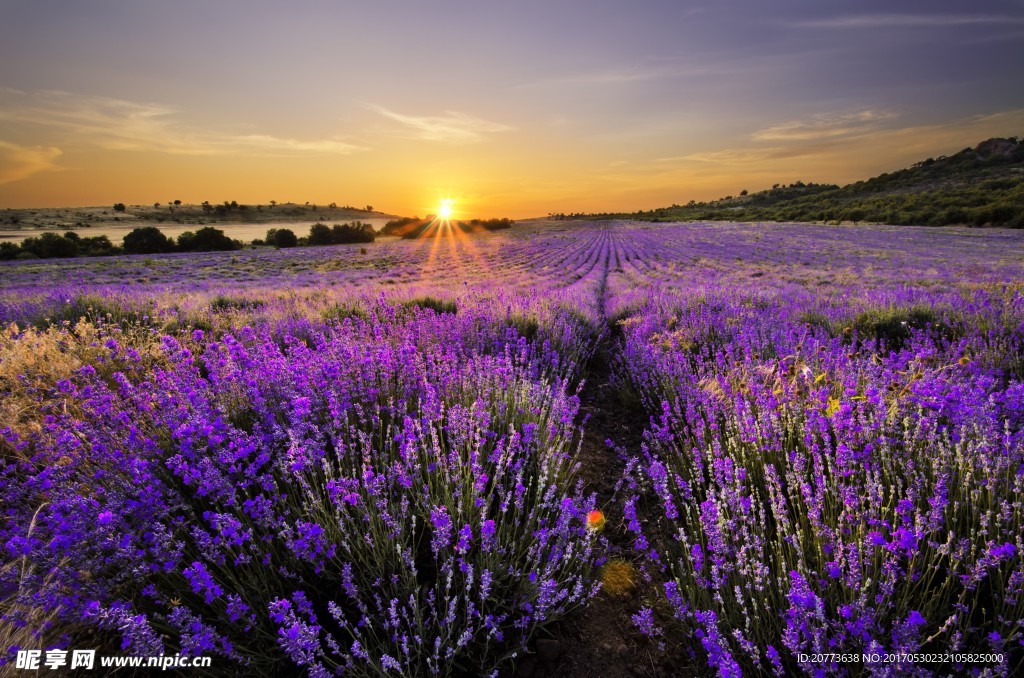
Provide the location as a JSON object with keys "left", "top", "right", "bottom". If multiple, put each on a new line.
{"left": 403, "top": 296, "right": 458, "bottom": 315}
{"left": 177, "top": 227, "right": 238, "bottom": 252}
{"left": 266, "top": 228, "right": 298, "bottom": 248}
{"left": 124, "top": 227, "right": 176, "bottom": 254}
{"left": 210, "top": 295, "right": 266, "bottom": 312}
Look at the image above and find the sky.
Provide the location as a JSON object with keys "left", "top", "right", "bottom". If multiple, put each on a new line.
{"left": 0, "top": 0, "right": 1022, "bottom": 218}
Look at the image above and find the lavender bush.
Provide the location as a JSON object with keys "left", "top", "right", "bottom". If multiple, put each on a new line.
{"left": 2, "top": 220, "right": 1023, "bottom": 675}
{"left": 2, "top": 301, "right": 602, "bottom": 675}
{"left": 613, "top": 278, "right": 1024, "bottom": 674}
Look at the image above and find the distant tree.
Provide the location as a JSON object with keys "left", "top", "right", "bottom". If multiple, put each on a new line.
{"left": 79, "top": 235, "right": 119, "bottom": 256}
{"left": 330, "top": 221, "right": 375, "bottom": 244}
{"left": 0, "top": 242, "right": 20, "bottom": 260}
{"left": 740, "top": 189, "right": 748, "bottom": 196}
{"left": 113, "top": 203, "right": 126, "bottom": 212}
{"left": 307, "top": 222, "right": 334, "bottom": 246}
{"left": 365, "top": 205, "right": 373, "bottom": 212}
{"left": 21, "top": 232, "right": 79, "bottom": 259}
{"left": 269, "top": 200, "right": 277, "bottom": 208}
{"left": 380, "top": 216, "right": 425, "bottom": 237}
{"left": 177, "top": 226, "right": 238, "bottom": 252}
{"left": 154, "top": 202, "right": 161, "bottom": 208}
{"left": 328, "top": 202, "right": 338, "bottom": 209}
{"left": 465, "top": 218, "right": 514, "bottom": 232}
{"left": 266, "top": 227, "right": 297, "bottom": 248}
{"left": 173, "top": 199, "right": 182, "bottom": 206}
{"left": 123, "top": 226, "right": 175, "bottom": 254}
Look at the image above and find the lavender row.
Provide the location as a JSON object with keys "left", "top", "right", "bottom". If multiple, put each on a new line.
{"left": 4, "top": 220, "right": 1024, "bottom": 675}
{"left": 1, "top": 300, "right": 603, "bottom": 675}
{"left": 612, "top": 276, "right": 1024, "bottom": 674}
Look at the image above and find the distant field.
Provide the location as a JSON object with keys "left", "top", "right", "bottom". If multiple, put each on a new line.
{"left": 3, "top": 219, "right": 1023, "bottom": 297}
{"left": 2, "top": 221, "right": 1023, "bottom": 676}
{"left": 0, "top": 218, "right": 396, "bottom": 247}
{"left": 0, "top": 202, "right": 397, "bottom": 245}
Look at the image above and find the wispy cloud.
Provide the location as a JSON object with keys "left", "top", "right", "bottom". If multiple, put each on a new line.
{"left": 367, "top": 105, "right": 513, "bottom": 143}
{"left": 656, "top": 109, "right": 1024, "bottom": 178}
{"left": 520, "top": 65, "right": 713, "bottom": 88}
{"left": 667, "top": 144, "right": 842, "bottom": 165}
{"left": 517, "top": 60, "right": 749, "bottom": 89}
{"left": 0, "top": 89, "right": 365, "bottom": 156}
{"left": 226, "top": 135, "right": 362, "bottom": 154}
{"left": 0, "top": 140, "right": 62, "bottom": 184}
{"left": 750, "top": 109, "right": 898, "bottom": 142}
{"left": 790, "top": 13, "right": 1024, "bottom": 29}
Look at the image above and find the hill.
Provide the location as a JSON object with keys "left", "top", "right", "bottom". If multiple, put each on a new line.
{"left": 0, "top": 201, "right": 398, "bottom": 231}
{"left": 578, "top": 137, "right": 1024, "bottom": 227}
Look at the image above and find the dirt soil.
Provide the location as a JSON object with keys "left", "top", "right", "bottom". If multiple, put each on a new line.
{"left": 507, "top": 342, "right": 695, "bottom": 678}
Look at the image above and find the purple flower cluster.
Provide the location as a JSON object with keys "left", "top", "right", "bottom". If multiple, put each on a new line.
{"left": 608, "top": 223, "right": 1024, "bottom": 674}
{"left": 0, "top": 296, "right": 603, "bottom": 674}
{"left": 3, "top": 219, "right": 1023, "bottom": 674}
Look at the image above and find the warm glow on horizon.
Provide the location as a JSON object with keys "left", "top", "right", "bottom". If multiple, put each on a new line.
{"left": 0, "top": 2, "right": 1020, "bottom": 216}
{"left": 437, "top": 199, "right": 454, "bottom": 220}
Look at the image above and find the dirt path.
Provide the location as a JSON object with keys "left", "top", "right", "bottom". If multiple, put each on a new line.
{"left": 510, "top": 334, "right": 684, "bottom": 678}
{"left": 511, "top": 238, "right": 688, "bottom": 677}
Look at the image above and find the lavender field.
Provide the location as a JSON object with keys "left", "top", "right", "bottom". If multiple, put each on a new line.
{"left": 2, "top": 220, "right": 1023, "bottom": 676}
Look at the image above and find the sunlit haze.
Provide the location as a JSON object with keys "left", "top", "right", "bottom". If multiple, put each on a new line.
{"left": 1, "top": 0, "right": 1022, "bottom": 217}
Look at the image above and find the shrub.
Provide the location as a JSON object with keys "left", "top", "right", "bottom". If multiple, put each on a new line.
{"left": 403, "top": 296, "right": 458, "bottom": 315}
{"left": 177, "top": 227, "right": 238, "bottom": 252}
{"left": 266, "top": 228, "right": 298, "bottom": 249}
{"left": 209, "top": 295, "right": 266, "bottom": 312}
{"left": 78, "top": 235, "right": 120, "bottom": 257}
{"left": 307, "top": 223, "right": 334, "bottom": 246}
{"left": 616, "top": 292, "right": 1024, "bottom": 675}
{"left": 124, "top": 227, "right": 175, "bottom": 255}
{"left": 330, "top": 222, "right": 375, "bottom": 244}
{"left": 0, "top": 241, "right": 22, "bottom": 260}
{"left": 3, "top": 315, "right": 601, "bottom": 675}
{"left": 19, "top": 232, "right": 80, "bottom": 259}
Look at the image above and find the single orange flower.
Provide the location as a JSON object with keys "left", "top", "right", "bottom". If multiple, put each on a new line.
{"left": 586, "top": 510, "right": 606, "bottom": 532}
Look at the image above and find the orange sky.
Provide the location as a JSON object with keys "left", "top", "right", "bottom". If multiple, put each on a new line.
{"left": 1, "top": 2, "right": 1022, "bottom": 218}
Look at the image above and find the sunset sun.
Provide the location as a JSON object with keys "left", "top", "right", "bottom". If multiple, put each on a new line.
{"left": 437, "top": 199, "right": 454, "bottom": 220}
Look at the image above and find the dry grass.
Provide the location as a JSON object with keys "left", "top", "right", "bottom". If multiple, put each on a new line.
{"left": 1, "top": 319, "right": 168, "bottom": 660}
{"left": 0, "top": 319, "right": 164, "bottom": 455}
{"left": 600, "top": 559, "right": 637, "bottom": 597}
